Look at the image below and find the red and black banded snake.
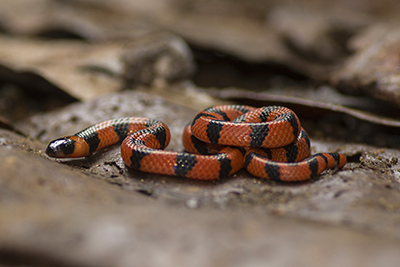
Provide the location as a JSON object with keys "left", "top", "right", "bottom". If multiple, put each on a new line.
{"left": 45, "top": 105, "right": 346, "bottom": 181}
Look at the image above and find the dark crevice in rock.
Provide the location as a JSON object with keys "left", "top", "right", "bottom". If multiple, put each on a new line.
{"left": 189, "top": 44, "right": 310, "bottom": 89}
{"left": 0, "top": 248, "right": 76, "bottom": 267}
{"left": 34, "top": 28, "right": 88, "bottom": 41}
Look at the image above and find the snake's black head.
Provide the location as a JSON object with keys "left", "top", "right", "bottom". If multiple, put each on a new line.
{"left": 46, "top": 137, "right": 76, "bottom": 158}
{"left": 45, "top": 136, "right": 89, "bottom": 158}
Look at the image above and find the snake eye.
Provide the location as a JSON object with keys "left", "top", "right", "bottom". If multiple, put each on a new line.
{"left": 46, "top": 137, "right": 76, "bottom": 158}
